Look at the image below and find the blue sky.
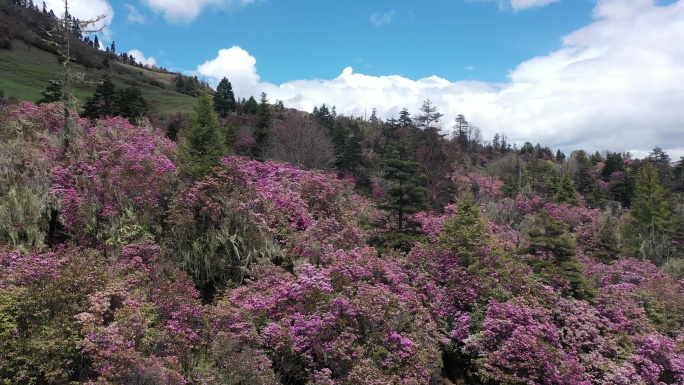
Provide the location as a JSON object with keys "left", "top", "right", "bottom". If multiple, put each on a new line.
{"left": 112, "top": 0, "right": 594, "bottom": 84}
{"left": 47, "top": 0, "right": 684, "bottom": 158}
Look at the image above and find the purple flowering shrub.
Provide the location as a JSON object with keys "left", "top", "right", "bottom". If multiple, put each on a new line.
{"left": 52, "top": 117, "right": 178, "bottom": 245}
{"left": 0, "top": 247, "right": 108, "bottom": 384}
{"left": 166, "top": 156, "right": 373, "bottom": 300}
{"left": 3, "top": 103, "right": 684, "bottom": 384}
{"left": 214, "top": 247, "right": 442, "bottom": 384}
{"left": 75, "top": 242, "right": 203, "bottom": 384}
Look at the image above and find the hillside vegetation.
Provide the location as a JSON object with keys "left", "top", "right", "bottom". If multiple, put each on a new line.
{"left": 2, "top": 0, "right": 684, "bottom": 384}
{"left": 1, "top": 91, "right": 684, "bottom": 384}
{"left": 0, "top": 40, "right": 195, "bottom": 115}
{"left": 0, "top": 0, "right": 204, "bottom": 118}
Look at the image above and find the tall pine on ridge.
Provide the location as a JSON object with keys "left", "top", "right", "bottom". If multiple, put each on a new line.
{"left": 179, "top": 92, "right": 227, "bottom": 179}
{"left": 213, "top": 77, "right": 236, "bottom": 117}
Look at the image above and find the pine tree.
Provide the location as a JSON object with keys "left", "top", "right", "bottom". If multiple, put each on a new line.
{"left": 179, "top": 92, "right": 227, "bottom": 179}
{"left": 313, "top": 104, "right": 334, "bottom": 129}
{"left": 492, "top": 133, "right": 500, "bottom": 152}
{"left": 398, "top": 108, "right": 413, "bottom": 129}
{"left": 674, "top": 157, "right": 684, "bottom": 193}
{"left": 573, "top": 150, "right": 592, "bottom": 195}
{"left": 440, "top": 191, "right": 488, "bottom": 266}
{"left": 415, "top": 99, "right": 443, "bottom": 130}
{"left": 224, "top": 122, "right": 238, "bottom": 149}
{"left": 116, "top": 86, "right": 149, "bottom": 123}
{"left": 555, "top": 149, "right": 566, "bottom": 162}
{"left": 523, "top": 213, "right": 593, "bottom": 300}
{"left": 243, "top": 96, "right": 258, "bottom": 115}
{"left": 82, "top": 76, "right": 117, "bottom": 119}
{"left": 631, "top": 162, "right": 674, "bottom": 235}
{"left": 213, "top": 77, "right": 236, "bottom": 117}
{"left": 555, "top": 173, "right": 578, "bottom": 205}
{"left": 648, "top": 147, "right": 673, "bottom": 191}
{"left": 380, "top": 139, "right": 427, "bottom": 232}
{"left": 454, "top": 114, "right": 469, "bottom": 150}
{"left": 37, "top": 80, "right": 62, "bottom": 104}
{"left": 251, "top": 92, "right": 271, "bottom": 160}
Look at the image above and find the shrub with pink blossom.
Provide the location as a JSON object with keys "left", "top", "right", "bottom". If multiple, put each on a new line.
{"left": 214, "top": 247, "right": 442, "bottom": 384}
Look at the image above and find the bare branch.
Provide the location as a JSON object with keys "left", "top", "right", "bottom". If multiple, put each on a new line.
{"left": 265, "top": 113, "right": 337, "bottom": 170}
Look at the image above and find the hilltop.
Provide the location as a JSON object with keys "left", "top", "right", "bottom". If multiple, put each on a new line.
{"left": 0, "top": 0, "right": 204, "bottom": 118}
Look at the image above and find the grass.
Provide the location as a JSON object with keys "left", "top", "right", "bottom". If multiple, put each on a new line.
{"left": 0, "top": 40, "right": 194, "bottom": 116}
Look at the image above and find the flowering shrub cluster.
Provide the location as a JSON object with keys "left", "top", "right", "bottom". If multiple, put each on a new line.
{"left": 214, "top": 247, "right": 442, "bottom": 384}
{"left": 52, "top": 116, "right": 177, "bottom": 244}
{"left": 75, "top": 243, "right": 203, "bottom": 385}
{"left": 166, "top": 156, "right": 373, "bottom": 300}
{"left": 1, "top": 102, "right": 684, "bottom": 384}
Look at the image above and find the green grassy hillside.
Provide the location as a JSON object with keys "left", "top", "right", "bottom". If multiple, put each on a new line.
{"left": 0, "top": 40, "right": 195, "bottom": 116}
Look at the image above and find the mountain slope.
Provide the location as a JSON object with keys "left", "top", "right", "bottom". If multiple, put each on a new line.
{"left": 0, "top": 0, "right": 197, "bottom": 117}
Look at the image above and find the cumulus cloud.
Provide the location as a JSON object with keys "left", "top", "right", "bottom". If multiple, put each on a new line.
{"left": 141, "top": 0, "right": 256, "bottom": 23}
{"left": 124, "top": 4, "right": 147, "bottom": 24}
{"left": 44, "top": 0, "right": 114, "bottom": 37}
{"left": 197, "top": 0, "right": 684, "bottom": 157}
{"left": 370, "top": 11, "right": 396, "bottom": 26}
{"left": 129, "top": 49, "right": 157, "bottom": 67}
{"left": 196, "top": 46, "right": 260, "bottom": 98}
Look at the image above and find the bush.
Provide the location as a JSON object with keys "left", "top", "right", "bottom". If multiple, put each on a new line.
{"left": 662, "top": 258, "right": 684, "bottom": 280}
{"left": 0, "top": 248, "right": 108, "bottom": 384}
{"left": 1, "top": 38, "right": 12, "bottom": 50}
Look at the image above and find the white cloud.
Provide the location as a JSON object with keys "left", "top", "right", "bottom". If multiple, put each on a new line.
{"left": 129, "top": 49, "right": 157, "bottom": 67}
{"left": 472, "top": 0, "right": 560, "bottom": 12}
{"left": 196, "top": 47, "right": 260, "bottom": 97}
{"left": 124, "top": 4, "right": 147, "bottom": 24}
{"left": 508, "top": 0, "right": 560, "bottom": 11}
{"left": 44, "top": 0, "right": 114, "bottom": 37}
{"left": 197, "top": 0, "right": 684, "bottom": 158}
{"left": 141, "top": 0, "right": 256, "bottom": 23}
{"left": 370, "top": 11, "right": 396, "bottom": 26}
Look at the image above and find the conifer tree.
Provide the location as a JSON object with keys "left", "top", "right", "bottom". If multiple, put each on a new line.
{"left": 179, "top": 92, "right": 227, "bottom": 179}
{"left": 116, "top": 86, "right": 149, "bottom": 123}
{"left": 380, "top": 139, "right": 427, "bottom": 232}
{"left": 82, "top": 76, "right": 117, "bottom": 119}
{"left": 572, "top": 150, "right": 592, "bottom": 195}
{"left": 224, "top": 122, "right": 238, "bottom": 150}
{"left": 523, "top": 213, "right": 593, "bottom": 300}
{"left": 213, "top": 77, "right": 236, "bottom": 117}
{"left": 555, "top": 173, "right": 578, "bottom": 206}
{"left": 648, "top": 147, "right": 673, "bottom": 191}
{"left": 398, "top": 108, "right": 413, "bottom": 129}
{"left": 251, "top": 92, "right": 271, "bottom": 160}
{"left": 454, "top": 114, "right": 469, "bottom": 150}
{"left": 416, "top": 99, "right": 443, "bottom": 130}
{"left": 492, "top": 133, "right": 500, "bottom": 152}
{"left": 37, "top": 80, "right": 62, "bottom": 104}
{"left": 243, "top": 96, "right": 258, "bottom": 115}
{"left": 631, "top": 162, "right": 674, "bottom": 235}
{"left": 440, "top": 191, "right": 488, "bottom": 266}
